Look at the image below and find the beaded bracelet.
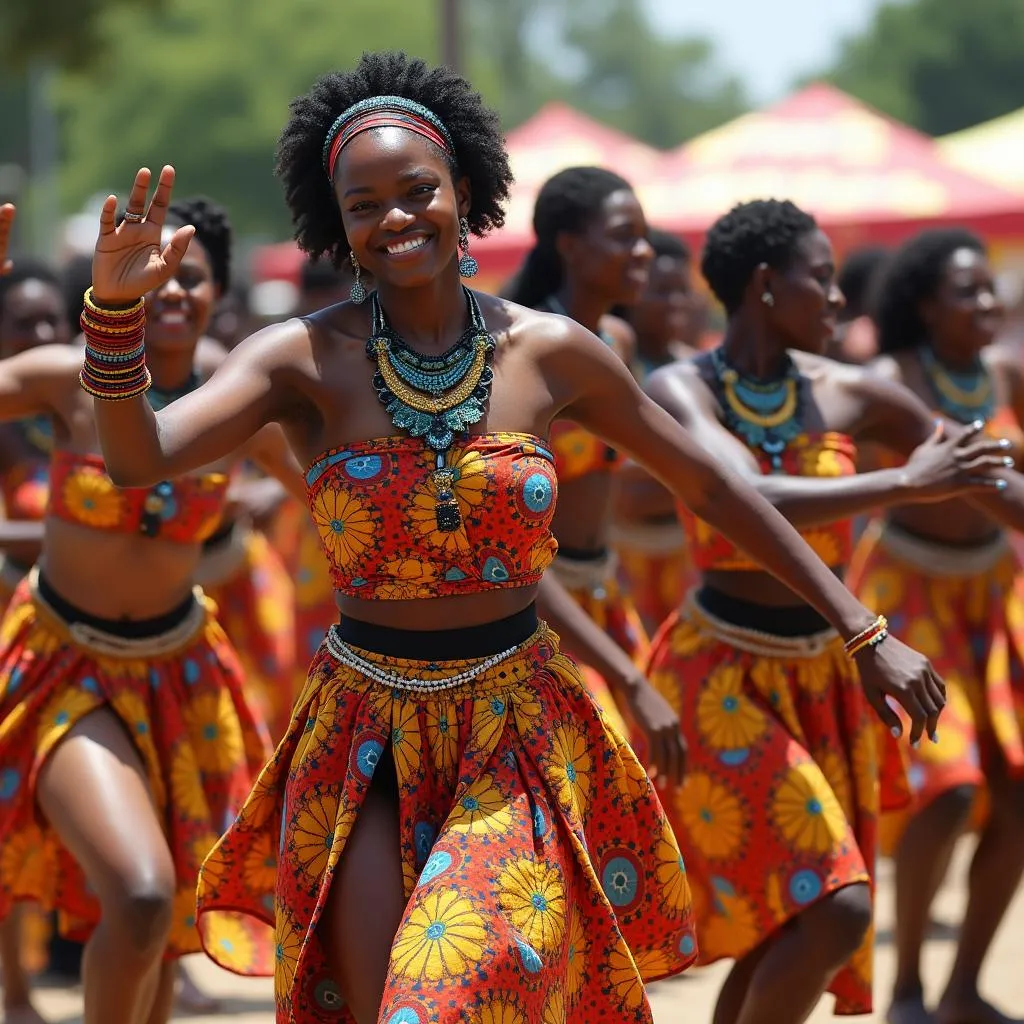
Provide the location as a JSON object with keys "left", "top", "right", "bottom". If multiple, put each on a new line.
{"left": 79, "top": 288, "right": 152, "bottom": 401}
{"left": 844, "top": 614, "right": 888, "bottom": 658}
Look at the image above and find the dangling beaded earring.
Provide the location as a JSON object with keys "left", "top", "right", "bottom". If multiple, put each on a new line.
{"left": 761, "top": 290, "right": 775, "bottom": 307}
{"left": 458, "top": 218, "right": 478, "bottom": 278}
{"left": 349, "top": 250, "right": 367, "bottom": 304}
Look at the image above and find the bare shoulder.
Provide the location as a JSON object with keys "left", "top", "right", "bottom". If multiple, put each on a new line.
{"left": 598, "top": 313, "right": 637, "bottom": 363}
{"left": 984, "top": 339, "right": 1021, "bottom": 380}
{"left": 223, "top": 317, "right": 320, "bottom": 376}
{"left": 865, "top": 352, "right": 905, "bottom": 385}
{"left": 645, "top": 357, "right": 715, "bottom": 423}
{"left": 476, "top": 293, "right": 594, "bottom": 356}
{"left": 195, "top": 336, "right": 230, "bottom": 377}
{"left": 15, "top": 341, "right": 84, "bottom": 383}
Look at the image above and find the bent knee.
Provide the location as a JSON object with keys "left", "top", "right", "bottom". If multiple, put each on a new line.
{"left": 801, "top": 883, "right": 872, "bottom": 965}
{"left": 105, "top": 877, "right": 175, "bottom": 955}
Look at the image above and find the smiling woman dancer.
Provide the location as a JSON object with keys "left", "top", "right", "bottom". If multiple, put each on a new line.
{"left": 850, "top": 229, "right": 1024, "bottom": 1024}
{"left": 76, "top": 56, "right": 944, "bottom": 1024}
{"left": 0, "top": 201, "right": 273, "bottom": 1024}
{"left": 642, "top": 201, "right": 1017, "bottom": 1024}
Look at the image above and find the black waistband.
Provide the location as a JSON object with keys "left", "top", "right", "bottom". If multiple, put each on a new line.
{"left": 556, "top": 545, "right": 608, "bottom": 562}
{"left": 202, "top": 520, "right": 237, "bottom": 550}
{"left": 696, "top": 584, "right": 830, "bottom": 637}
{"left": 336, "top": 603, "right": 539, "bottom": 659}
{"left": 37, "top": 573, "right": 197, "bottom": 639}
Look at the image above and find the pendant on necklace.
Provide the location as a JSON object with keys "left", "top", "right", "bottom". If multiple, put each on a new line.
{"left": 431, "top": 464, "right": 462, "bottom": 532}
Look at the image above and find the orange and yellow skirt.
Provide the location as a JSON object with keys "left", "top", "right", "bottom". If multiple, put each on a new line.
{"left": 202, "top": 525, "right": 297, "bottom": 740}
{"left": 646, "top": 592, "right": 903, "bottom": 1016}
{"left": 0, "top": 570, "right": 271, "bottom": 956}
{"left": 551, "top": 550, "right": 648, "bottom": 741}
{"left": 613, "top": 520, "right": 695, "bottom": 636}
{"left": 849, "top": 520, "right": 1024, "bottom": 847}
{"left": 197, "top": 623, "right": 697, "bottom": 1024}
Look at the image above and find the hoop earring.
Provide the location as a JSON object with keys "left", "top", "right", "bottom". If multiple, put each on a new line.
{"left": 458, "top": 218, "right": 478, "bottom": 278}
{"left": 349, "top": 251, "right": 367, "bottom": 304}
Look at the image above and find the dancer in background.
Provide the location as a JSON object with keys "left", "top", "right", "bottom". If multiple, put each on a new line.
{"left": 851, "top": 228, "right": 1024, "bottom": 1024}
{"left": 80, "top": 52, "right": 945, "bottom": 1021}
{"left": 507, "top": 166, "right": 658, "bottom": 738}
{"left": 644, "top": 200, "right": 1013, "bottom": 1024}
{"left": 0, "top": 199, "right": 285, "bottom": 1024}
{"left": 0, "top": 256, "right": 71, "bottom": 1024}
{"left": 829, "top": 246, "right": 888, "bottom": 365}
{"left": 614, "top": 229, "right": 702, "bottom": 635}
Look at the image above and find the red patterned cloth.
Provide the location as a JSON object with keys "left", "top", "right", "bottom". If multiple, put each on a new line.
{"left": 197, "top": 625, "right": 697, "bottom": 1023}
{"left": 0, "top": 574, "right": 271, "bottom": 956}
{"left": 646, "top": 597, "right": 904, "bottom": 1015}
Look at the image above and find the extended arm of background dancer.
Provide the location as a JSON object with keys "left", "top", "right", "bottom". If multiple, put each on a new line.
{"left": 870, "top": 348, "right": 1024, "bottom": 534}
{"left": 545, "top": 322, "right": 947, "bottom": 745}
{"left": 534, "top": 571, "right": 685, "bottom": 785}
{"left": 644, "top": 363, "right": 1010, "bottom": 531}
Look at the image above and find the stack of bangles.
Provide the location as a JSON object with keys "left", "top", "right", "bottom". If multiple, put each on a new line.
{"left": 79, "top": 287, "right": 152, "bottom": 401}
{"left": 844, "top": 614, "right": 889, "bottom": 658}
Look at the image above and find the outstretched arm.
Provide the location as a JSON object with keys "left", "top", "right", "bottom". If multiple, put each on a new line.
{"left": 644, "top": 363, "right": 1006, "bottom": 529}
{"left": 544, "top": 320, "right": 945, "bottom": 742}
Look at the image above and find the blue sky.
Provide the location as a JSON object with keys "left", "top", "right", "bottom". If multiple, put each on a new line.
{"left": 643, "top": 0, "right": 888, "bottom": 101}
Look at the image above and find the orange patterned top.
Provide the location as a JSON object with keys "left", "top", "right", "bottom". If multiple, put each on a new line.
{"left": 304, "top": 432, "right": 559, "bottom": 599}
{"left": 549, "top": 421, "right": 625, "bottom": 484}
{"left": 47, "top": 450, "right": 229, "bottom": 543}
{"left": 1, "top": 461, "right": 49, "bottom": 522}
{"left": 681, "top": 432, "right": 857, "bottom": 571}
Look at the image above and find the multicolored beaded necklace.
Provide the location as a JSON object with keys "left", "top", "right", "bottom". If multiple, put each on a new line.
{"left": 710, "top": 346, "right": 803, "bottom": 472}
{"left": 367, "top": 287, "right": 495, "bottom": 532}
{"left": 918, "top": 346, "right": 995, "bottom": 424}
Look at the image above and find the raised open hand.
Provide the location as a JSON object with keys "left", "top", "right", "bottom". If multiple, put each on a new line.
{"left": 0, "top": 204, "right": 15, "bottom": 275}
{"left": 92, "top": 166, "right": 195, "bottom": 305}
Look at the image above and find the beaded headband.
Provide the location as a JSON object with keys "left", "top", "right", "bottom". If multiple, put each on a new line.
{"left": 323, "top": 96, "right": 456, "bottom": 181}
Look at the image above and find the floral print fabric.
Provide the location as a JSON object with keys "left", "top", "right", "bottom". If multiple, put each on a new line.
{"left": 646, "top": 604, "right": 898, "bottom": 1015}
{"left": 0, "top": 579, "right": 270, "bottom": 954}
{"left": 849, "top": 525, "right": 1024, "bottom": 847}
{"left": 305, "top": 433, "right": 559, "bottom": 600}
{"left": 196, "top": 625, "right": 697, "bottom": 1023}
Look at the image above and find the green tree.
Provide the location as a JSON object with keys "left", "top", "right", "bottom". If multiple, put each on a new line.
{"left": 0, "top": 0, "right": 162, "bottom": 70}
{"left": 823, "top": 0, "right": 1024, "bottom": 135}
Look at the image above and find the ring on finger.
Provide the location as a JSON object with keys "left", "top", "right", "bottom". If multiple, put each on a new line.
{"left": 122, "top": 210, "right": 145, "bottom": 223}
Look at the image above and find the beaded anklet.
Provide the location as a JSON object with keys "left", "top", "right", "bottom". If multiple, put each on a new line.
{"left": 79, "top": 288, "right": 152, "bottom": 401}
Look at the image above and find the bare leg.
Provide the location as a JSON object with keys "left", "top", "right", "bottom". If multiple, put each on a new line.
{"left": 889, "top": 786, "right": 976, "bottom": 1024}
{"left": 36, "top": 708, "right": 176, "bottom": 1024}
{"left": 317, "top": 757, "right": 406, "bottom": 1024}
{"left": 718, "top": 883, "right": 873, "bottom": 1024}
{"left": 143, "top": 963, "right": 177, "bottom": 1024}
{"left": 936, "top": 777, "right": 1024, "bottom": 1024}
{"left": 1, "top": 910, "right": 47, "bottom": 1024}
{"left": 174, "top": 960, "right": 220, "bottom": 1015}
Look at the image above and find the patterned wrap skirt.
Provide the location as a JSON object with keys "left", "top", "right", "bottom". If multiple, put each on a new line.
{"left": 0, "top": 569, "right": 271, "bottom": 956}
{"left": 849, "top": 520, "right": 1024, "bottom": 846}
{"left": 196, "top": 622, "right": 697, "bottom": 1024}
{"left": 646, "top": 591, "right": 905, "bottom": 1016}
{"left": 202, "top": 525, "right": 298, "bottom": 739}
{"left": 612, "top": 520, "right": 695, "bottom": 637}
{"left": 550, "top": 550, "right": 649, "bottom": 742}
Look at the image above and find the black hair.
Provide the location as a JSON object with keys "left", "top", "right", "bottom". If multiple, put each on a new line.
{"left": 837, "top": 246, "right": 889, "bottom": 319}
{"left": 276, "top": 51, "right": 512, "bottom": 268}
{"left": 299, "top": 257, "right": 346, "bottom": 292}
{"left": 165, "top": 196, "right": 232, "bottom": 293}
{"left": 648, "top": 228, "right": 690, "bottom": 263}
{"left": 0, "top": 259, "right": 62, "bottom": 319}
{"left": 700, "top": 199, "right": 818, "bottom": 314}
{"left": 508, "top": 166, "right": 634, "bottom": 309}
{"left": 875, "top": 228, "right": 986, "bottom": 353}
{"left": 62, "top": 254, "right": 94, "bottom": 324}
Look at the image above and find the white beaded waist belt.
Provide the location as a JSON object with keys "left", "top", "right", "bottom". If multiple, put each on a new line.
{"left": 29, "top": 566, "right": 208, "bottom": 658}
{"left": 549, "top": 549, "right": 617, "bottom": 592}
{"left": 874, "top": 520, "right": 1009, "bottom": 578}
{"left": 685, "top": 589, "right": 839, "bottom": 659}
{"left": 324, "top": 623, "right": 538, "bottom": 693}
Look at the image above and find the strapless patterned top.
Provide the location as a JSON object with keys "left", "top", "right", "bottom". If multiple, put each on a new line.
{"left": 47, "top": 450, "right": 229, "bottom": 543}
{"left": 304, "top": 432, "right": 559, "bottom": 599}
{"left": 549, "top": 421, "right": 625, "bottom": 484}
{"left": 681, "top": 431, "right": 857, "bottom": 571}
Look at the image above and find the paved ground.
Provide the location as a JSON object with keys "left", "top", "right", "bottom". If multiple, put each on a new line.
{"left": 18, "top": 838, "right": 1024, "bottom": 1023}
